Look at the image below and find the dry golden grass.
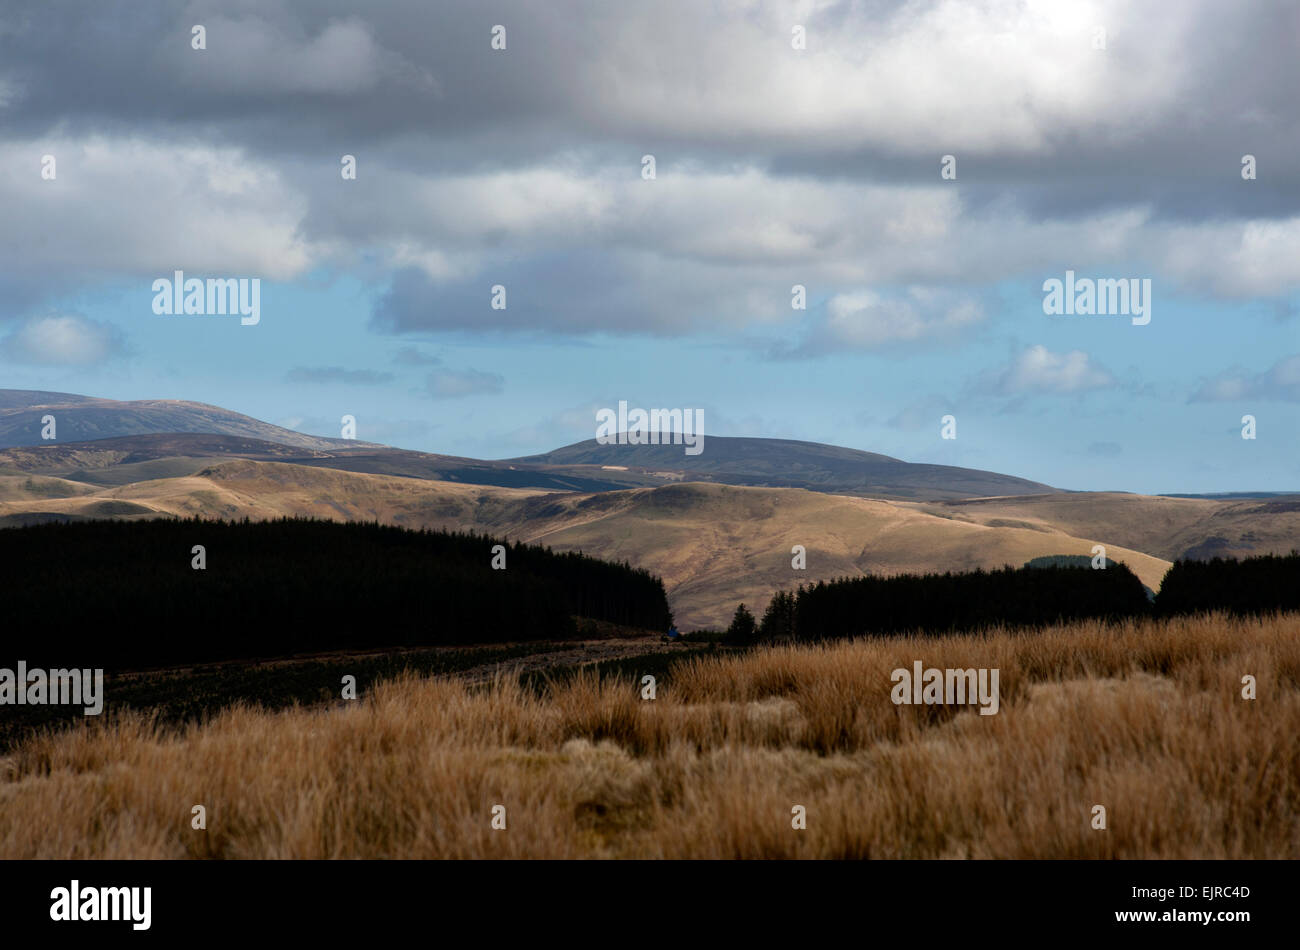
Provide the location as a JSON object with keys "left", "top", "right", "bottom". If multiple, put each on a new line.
{"left": 2, "top": 612, "right": 1297, "bottom": 859}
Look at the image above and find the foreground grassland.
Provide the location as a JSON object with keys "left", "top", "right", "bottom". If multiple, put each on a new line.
{"left": 2, "top": 613, "right": 1297, "bottom": 858}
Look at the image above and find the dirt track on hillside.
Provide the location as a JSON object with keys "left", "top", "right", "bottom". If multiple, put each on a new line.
{"left": 455, "top": 638, "right": 703, "bottom": 684}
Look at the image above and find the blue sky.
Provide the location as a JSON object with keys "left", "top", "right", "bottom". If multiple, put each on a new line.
{"left": 2, "top": 0, "right": 1299, "bottom": 493}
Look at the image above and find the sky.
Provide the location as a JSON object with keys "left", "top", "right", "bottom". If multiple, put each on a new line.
{"left": 1, "top": 0, "right": 1298, "bottom": 493}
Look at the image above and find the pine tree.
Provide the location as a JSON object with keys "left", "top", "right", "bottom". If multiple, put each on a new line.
{"left": 725, "top": 603, "right": 758, "bottom": 645}
{"left": 759, "top": 590, "right": 796, "bottom": 642}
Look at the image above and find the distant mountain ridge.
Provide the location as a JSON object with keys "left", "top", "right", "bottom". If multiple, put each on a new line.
{"left": 0, "top": 390, "right": 371, "bottom": 452}
{"left": 510, "top": 435, "right": 1058, "bottom": 499}
{"left": 0, "top": 390, "right": 100, "bottom": 410}
{"left": 0, "top": 389, "right": 1055, "bottom": 500}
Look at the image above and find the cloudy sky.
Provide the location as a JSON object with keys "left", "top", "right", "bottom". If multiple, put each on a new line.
{"left": 2, "top": 0, "right": 1298, "bottom": 492}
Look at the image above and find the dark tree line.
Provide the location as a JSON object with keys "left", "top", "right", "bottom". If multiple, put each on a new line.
{"left": 1156, "top": 551, "right": 1300, "bottom": 617}
{"left": 740, "top": 550, "right": 1300, "bottom": 644}
{"left": 0, "top": 517, "right": 672, "bottom": 670}
{"left": 745, "top": 562, "right": 1152, "bottom": 643}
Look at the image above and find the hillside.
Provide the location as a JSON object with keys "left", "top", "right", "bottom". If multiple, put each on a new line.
{"left": 1, "top": 391, "right": 1294, "bottom": 630}
{"left": 510, "top": 435, "right": 1058, "bottom": 500}
{"left": 0, "top": 391, "right": 371, "bottom": 451}
{"left": 905, "top": 492, "right": 1300, "bottom": 564}
{"left": 508, "top": 482, "right": 1172, "bottom": 628}
{"left": 0, "top": 458, "right": 1177, "bottom": 628}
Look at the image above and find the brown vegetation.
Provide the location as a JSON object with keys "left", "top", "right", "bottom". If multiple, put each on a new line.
{"left": 1, "top": 612, "right": 1297, "bottom": 859}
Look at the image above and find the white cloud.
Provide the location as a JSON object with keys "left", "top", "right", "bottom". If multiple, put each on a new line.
{"left": 575, "top": 0, "right": 1194, "bottom": 154}
{"left": 1189, "top": 354, "right": 1300, "bottom": 403}
{"left": 0, "top": 138, "right": 312, "bottom": 293}
{"left": 994, "top": 344, "right": 1116, "bottom": 394}
{"left": 1, "top": 314, "right": 124, "bottom": 365}
{"left": 7, "top": 134, "right": 1300, "bottom": 343}
{"left": 4, "top": 0, "right": 1299, "bottom": 340}
{"left": 823, "top": 290, "right": 983, "bottom": 347}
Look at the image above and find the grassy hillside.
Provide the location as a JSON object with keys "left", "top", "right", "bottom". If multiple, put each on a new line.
{"left": 6, "top": 456, "right": 1296, "bottom": 629}
{"left": 2, "top": 612, "right": 1294, "bottom": 859}
{"left": 515, "top": 483, "right": 1173, "bottom": 628}
{"left": 908, "top": 492, "right": 1300, "bottom": 563}
{"left": 0, "top": 461, "right": 1182, "bottom": 628}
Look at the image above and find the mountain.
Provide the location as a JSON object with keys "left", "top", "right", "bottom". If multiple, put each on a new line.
{"left": 0, "top": 391, "right": 370, "bottom": 451}
{"left": 0, "top": 390, "right": 1057, "bottom": 500}
{"left": 0, "top": 432, "right": 636, "bottom": 493}
{"left": 0, "top": 390, "right": 100, "bottom": 410}
{"left": 511, "top": 435, "right": 1058, "bottom": 500}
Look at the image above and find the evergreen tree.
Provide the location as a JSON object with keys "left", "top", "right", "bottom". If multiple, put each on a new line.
{"left": 759, "top": 590, "right": 797, "bottom": 641}
{"left": 0, "top": 517, "right": 674, "bottom": 669}
{"left": 725, "top": 603, "right": 758, "bottom": 645}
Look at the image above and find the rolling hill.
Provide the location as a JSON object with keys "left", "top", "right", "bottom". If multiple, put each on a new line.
{"left": 902, "top": 493, "right": 1300, "bottom": 565}
{"left": 0, "top": 455, "right": 1237, "bottom": 628}
{"left": 2, "top": 389, "right": 1296, "bottom": 630}
{"left": 0, "top": 388, "right": 1059, "bottom": 500}
{"left": 509, "top": 435, "right": 1058, "bottom": 499}
{"left": 0, "top": 391, "right": 373, "bottom": 451}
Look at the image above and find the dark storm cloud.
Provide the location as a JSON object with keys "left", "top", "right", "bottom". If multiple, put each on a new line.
{"left": 0, "top": 0, "right": 600, "bottom": 164}
{"left": 3, "top": 0, "right": 1295, "bottom": 223}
